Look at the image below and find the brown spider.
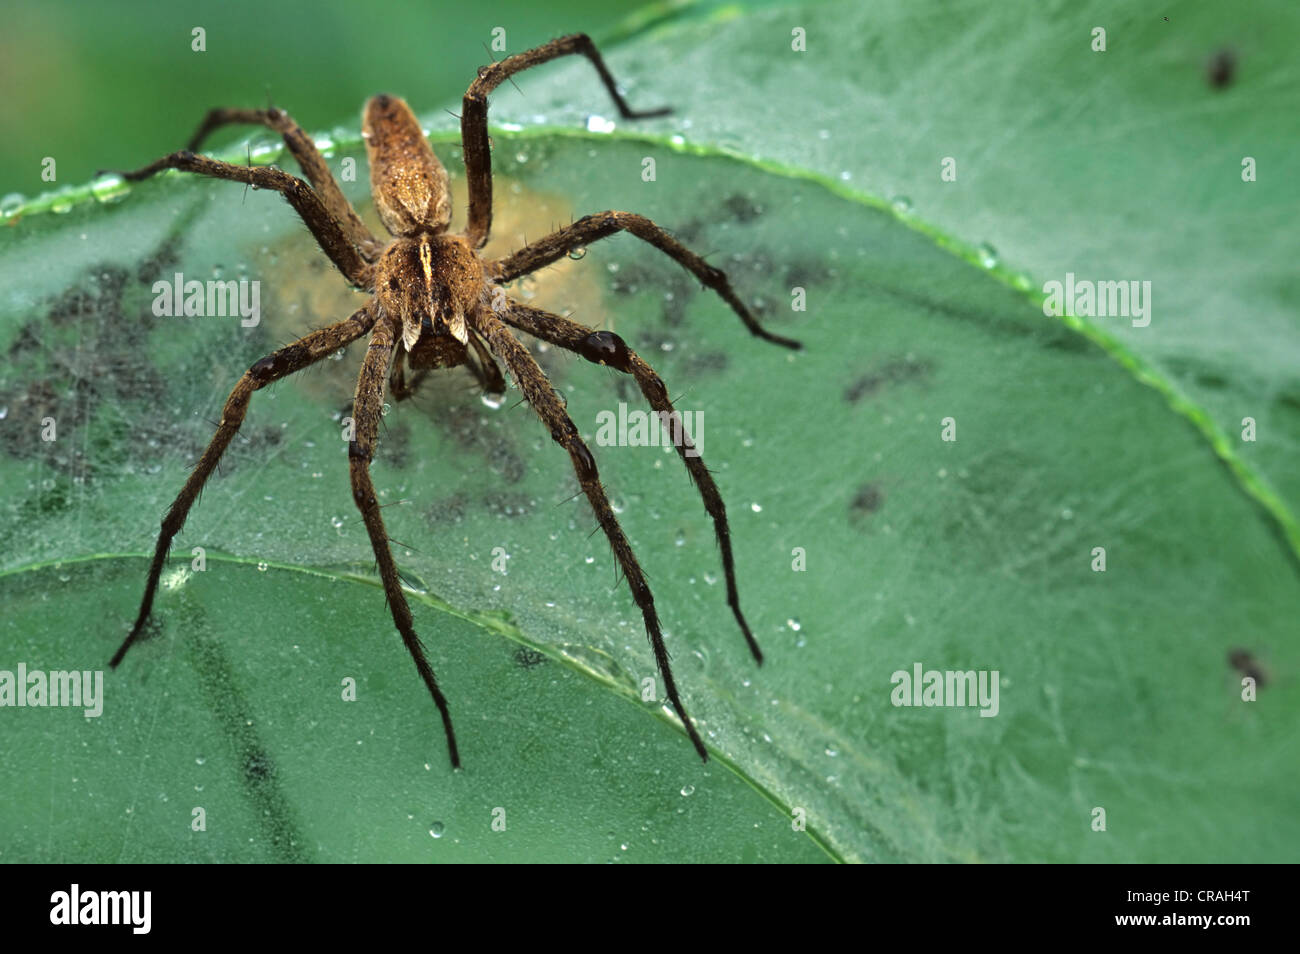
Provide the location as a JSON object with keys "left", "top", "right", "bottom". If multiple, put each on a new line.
{"left": 107, "top": 34, "right": 800, "bottom": 768}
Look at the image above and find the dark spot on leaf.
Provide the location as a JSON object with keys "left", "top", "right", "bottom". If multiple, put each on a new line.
{"left": 425, "top": 492, "right": 469, "bottom": 526}
{"left": 135, "top": 233, "right": 184, "bottom": 286}
{"left": 243, "top": 749, "right": 274, "bottom": 782}
{"left": 1227, "top": 648, "right": 1267, "bottom": 687}
{"left": 377, "top": 419, "right": 411, "bottom": 469}
{"left": 683, "top": 350, "right": 729, "bottom": 376}
{"left": 1207, "top": 48, "right": 1236, "bottom": 89}
{"left": 1041, "top": 329, "right": 1094, "bottom": 354}
{"left": 850, "top": 483, "right": 884, "bottom": 517}
{"left": 513, "top": 647, "right": 547, "bottom": 669}
{"left": 722, "top": 193, "right": 763, "bottom": 223}
{"left": 844, "top": 357, "right": 933, "bottom": 403}
{"left": 1275, "top": 391, "right": 1300, "bottom": 413}
{"left": 785, "top": 259, "right": 833, "bottom": 290}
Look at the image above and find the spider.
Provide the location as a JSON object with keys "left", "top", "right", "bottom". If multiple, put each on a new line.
{"left": 106, "top": 34, "right": 800, "bottom": 769}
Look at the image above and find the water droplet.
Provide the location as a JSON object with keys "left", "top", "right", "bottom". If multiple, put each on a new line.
{"left": 584, "top": 555, "right": 595, "bottom": 564}
{"left": 890, "top": 195, "right": 913, "bottom": 215}
{"left": 257, "top": 562, "right": 268, "bottom": 572}
{"left": 330, "top": 515, "right": 344, "bottom": 529}
{"left": 786, "top": 618, "right": 802, "bottom": 632}
{"left": 381, "top": 402, "right": 391, "bottom": 415}
{"left": 480, "top": 392, "right": 505, "bottom": 410}
{"left": 249, "top": 139, "right": 283, "bottom": 162}
{"left": 514, "top": 150, "right": 529, "bottom": 164}
{"left": 567, "top": 246, "right": 587, "bottom": 261}
{"left": 680, "top": 784, "right": 695, "bottom": 797}
{"left": 750, "top": 502, "right": 762, "bottom": 513}
{"left": 429, "top": 821, "right": 445, "bottom": 839}
{"left": 586, "top": 115, "right": 616, "bottom": 134}
{"left": 825, "top": 745, "right": 839, "bottom": 758}
{"left": 195, "top": 756, "right": 206, "bottom": 765}
{"left": 610, "top": 496, "right": 626, "bottom": 514}
{"left": 838, "top": 170, "right": 852, "bottom": 182}
{"left": 0, "top": 406, "right": 7, "bottom": 420}
{"left": 977, "top": 243, "right": 998, "bottom": 268}
{"left": 673, "top": 529, "right": 686, "bottom": 547}
{"left": 91, "top": 173, "right": 130, "bottom": 204}
{"left": 0, "top": 193, "right": 24, "bottom": 217}
{"left": 50, "top": 196, "right": 73, "bottom": 214}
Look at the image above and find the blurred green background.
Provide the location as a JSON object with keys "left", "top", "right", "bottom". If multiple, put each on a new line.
{"left": 0, "top": 0, "right": 654, "bottom": 189}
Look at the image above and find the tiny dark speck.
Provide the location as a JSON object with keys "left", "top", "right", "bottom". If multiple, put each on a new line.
{"left": 1207, "top": 48, "right": 1236, "bottom": 89}
{"left": 851, "top": 483, "right": 883, "bottom": 516}
{"left": 1227, "top": 648, "right": 1267, "bottom": 687}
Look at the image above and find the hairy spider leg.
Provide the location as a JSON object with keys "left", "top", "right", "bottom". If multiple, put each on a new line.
{"left": 111, "top": 305, "right": 378, "bottom": 667}
{"left": 181, "top": 106, "right": 383, "bottom": 261}
{"left": 112, "top": 151, "right": 372, "bottom": 287}
{"left": 502, "top": 301, "right": 766, "bottom": 663}
{"left": 474, "top": 306, "right": 710, "bottom": 761}
{"left": 460, "top": 32, "right": 670, "bottom": 248}
{"left": 349, "top": 312, "right": 461, "bottom": 768}
{"left": 492, "top": 210, "right": 801, "bottom": 350}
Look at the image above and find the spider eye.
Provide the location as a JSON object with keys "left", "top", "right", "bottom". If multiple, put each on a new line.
{"left": 579, "top": 331, "right": 631, "bottom": 371}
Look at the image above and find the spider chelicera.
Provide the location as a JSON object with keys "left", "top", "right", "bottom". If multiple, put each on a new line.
{"left": 107, "top": 34, "right": 800, "bottom": 768}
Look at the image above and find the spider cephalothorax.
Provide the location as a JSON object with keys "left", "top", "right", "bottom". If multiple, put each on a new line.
{"left": 376, "top": 230, "right": 486, "bottom": 369}
{"left": 108, "top": 34, "right": 800, "bottom": 770}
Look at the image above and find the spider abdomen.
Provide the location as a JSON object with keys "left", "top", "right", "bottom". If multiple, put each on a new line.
{"left": 363, "top": 94, "right": 452, "bottom": 235}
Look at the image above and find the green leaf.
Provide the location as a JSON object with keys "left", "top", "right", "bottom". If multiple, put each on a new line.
{"left": 513, "top": 0, "right": 1300, "bottom": 548}
{"left": 2, "top": 1, "right": 1296, "bottom": 863}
